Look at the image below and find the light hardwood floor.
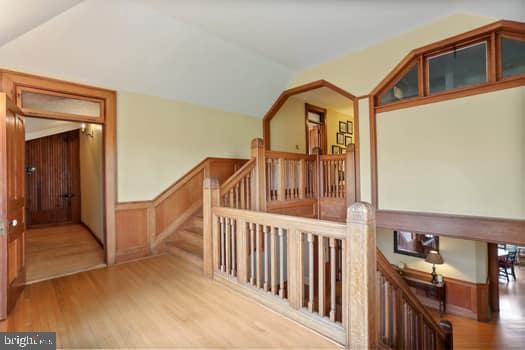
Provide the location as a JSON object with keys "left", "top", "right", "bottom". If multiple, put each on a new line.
{"left": 431, "top": 265, "right": 525, "bottom": 349}
{"left": 1, "top": 254, "right": 340, "bottom": 349}
{"left": 25, "top": 224, "right": 106, "bottom": 284}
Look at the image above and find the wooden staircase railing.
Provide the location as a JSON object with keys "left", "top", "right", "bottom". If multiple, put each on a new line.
{"left": 376, "top": 249, "right": 453, "bottom": 350}
{"left": 203, "top": 184, "right": 377, "bottom": 347}
{"left": 201, "top": 138, "right": 453, "bottom": 349}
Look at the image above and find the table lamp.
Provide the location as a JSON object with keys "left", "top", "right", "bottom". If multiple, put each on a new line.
{"left": 425, "top": 250, "right": 444, "bottom": 284}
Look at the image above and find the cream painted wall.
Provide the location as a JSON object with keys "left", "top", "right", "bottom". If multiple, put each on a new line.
{"left": 358, "top": 98, "right": 372, "bottom": 203}
{"left": 289, "top": 14, "right": 494, "bottom": 95}
{"left": 377, "top": 228, "right": 488, "bottom": 283}
{"left": 269, "top": 97, "right": 305, "bottom": 153}
{"left": 326, "top": 109, "right": 353, "bottom": 154}
{"left": 377, "top": 87, "right": 525, "bottom": 219}
{"left": 80, "top": 124, "right": 104, "bottom": 244}
{"left": 117, "top": 91, "right": 262, "bottom": 202}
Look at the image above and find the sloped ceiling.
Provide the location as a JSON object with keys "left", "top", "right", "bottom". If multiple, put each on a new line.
{"left": 0, "top": 0, "right": 523, "bottom": 118}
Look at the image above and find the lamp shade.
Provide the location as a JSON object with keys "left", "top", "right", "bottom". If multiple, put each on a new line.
{"left": 425, "top": 250, "right": 444, "bottom": 265}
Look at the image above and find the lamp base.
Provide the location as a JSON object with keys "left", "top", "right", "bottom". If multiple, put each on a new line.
{"left": 431, "top": 265, "right": 438, "bottom": 284}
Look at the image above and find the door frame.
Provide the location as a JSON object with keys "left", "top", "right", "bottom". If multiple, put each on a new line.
{"left": 304, "top": 103, "right": 327, "bottom": 155}
{"left": 0, "top": 69, "right": 117, "bottom": 265}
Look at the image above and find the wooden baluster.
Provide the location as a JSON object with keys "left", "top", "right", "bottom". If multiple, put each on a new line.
{"left": 251, "top": 138, "right": 266, "bottom": 211}
{"left": 271, "top": 227, "right": 278, "bottom": 295}
{"left": 287, "top": 230, "right": 303, "bottom": 309}
{"left": 318, "top": 236, "right": 326, "bottom": 317}
{"left": 236, "top": 219, "right": 247, "bottom": 283}
{"left": 277, "top": 158, "right": 285, "bottom": 201}
{"left": 266, "top": 159, "right": 271, "bottom": 202}
{"left": 240, "top": 178, "right": 246, "bottom": 209}
{"left": 220, "top": 217, "right": 225, "bottom": 272}
{"left": 229, "top": 189, "right": 234, "bottom": 208}
{"left": 231, "top": 219, "right": 236, "bottom": 276}
{"left": 235, "top": 184, "right": 240, "bottom": 209}
{"left": 307, "top": 233, "right": 314, "bottom": 312}
{"left": 256, "top": 224, "right": 263, "bottom": 288}
{"left": 329, "top": 238, "right": 336, "bottom": 322}
{"left": 334, "top": 160, "right": 339, "bottom": 198}
{"left": 279, "top": 227, "right": 285, "bottom": 298}
{"left": 249, "top": 223, "right": 255, "bottom": 285}
{"left": 246, "top": 174, "right": 251, "bottom": 210}
{"left": 298, "top": 159, "right": 305, "bottom": 199}
{"left": 225, "top": 218, "right": 231, "bottom": 275}
{"left": 264, "top": 225, "right": 270, "bottom": 292}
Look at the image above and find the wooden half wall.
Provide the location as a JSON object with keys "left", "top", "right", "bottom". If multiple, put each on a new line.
{"left": 114, "top": 157, "right": 247, "bottom": 263}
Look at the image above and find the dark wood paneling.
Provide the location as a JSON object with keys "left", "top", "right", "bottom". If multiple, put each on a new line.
{"left": 25, "top": 130, "right": 80, "bottom": 227}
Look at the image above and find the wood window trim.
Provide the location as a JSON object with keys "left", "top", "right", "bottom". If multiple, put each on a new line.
{"left": 371, "top": 20, "right": 525, "bottom": 113}
{"left": 304, "top": 103, "right": 327, "bottom": 155}
{"left": 377, "top": 60, "right": 419, "bottom": 106}
{"left": 497, "top": 31, "right": 525, "bottom": 82}
{"left": 0, "top": 69, "right": 117, "bottom": 265}
{"left": 16, "top": 85, "right": 105, "bottom": 123}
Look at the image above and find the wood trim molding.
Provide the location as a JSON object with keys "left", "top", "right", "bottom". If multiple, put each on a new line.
{"left": 0, "top": 69, "right": 117, "bottom": 265}
{"left": 377, "top": 210, "right": 525, "bottom": 245}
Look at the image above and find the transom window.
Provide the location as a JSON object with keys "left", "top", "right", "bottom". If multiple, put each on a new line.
{"left": 427, "top": 42, "right": 487, "bottom": 94}
{"left": 375, "top": 22, "right": 525, "bottom": 108}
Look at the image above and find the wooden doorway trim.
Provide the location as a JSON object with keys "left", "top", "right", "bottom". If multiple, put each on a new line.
{"left": 0, "top": 69, "right": 117, "bottom": 265}
{"left": 304, "top": 103, "right": 327, "bottom": 155}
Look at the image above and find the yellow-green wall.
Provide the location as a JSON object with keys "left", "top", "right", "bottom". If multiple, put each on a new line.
{"left": 377, "top": 229, "right": 488, "bottom": 283}
{"left": 326, "top": 109, "right": 353, "bottom": 154}
{"left": 269, "top": 97, "right": 305, "bottom": 153}
{"left": 377, "top": 87, "right": 525, "bottom": 219}
{"left": 269, "top": 96, "right": 354, "bottom": 154}
{"left": 117, "top": 91, "right": 261, "bottom": 202}
{"left": 289, "top": 14, "right": 494, "bottom": 95}
{"left": 80, "top": 124, "right": 104, "bottom": 243}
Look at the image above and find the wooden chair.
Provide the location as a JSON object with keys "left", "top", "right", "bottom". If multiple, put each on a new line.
{"left": 499, "top": 250, "right": 517, "bottom": 282}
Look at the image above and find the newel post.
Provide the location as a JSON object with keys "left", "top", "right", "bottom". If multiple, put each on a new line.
{"left": 251, "top": 138, "right": 266, "bottom": 212}
{"left": 203, "top": 177, "right": 220, "bottom": 278}
{"left": 346, "top": 202, "right": 377, "bottom": 349}
{"left": 345, "top": 144, "right": 357, "bottom": 206}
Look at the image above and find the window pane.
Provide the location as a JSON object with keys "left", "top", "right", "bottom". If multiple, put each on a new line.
{"left": 21, "top": 91, "right": 102, "bottom": 118}
{"left": 428, "top": 42, "right": 487, "bottom": 94}
{"left": 379, "top": 64, "right": 419, "bottom": 105}
{"left": 502, "top": 37, "right": 525, "bottom": 78}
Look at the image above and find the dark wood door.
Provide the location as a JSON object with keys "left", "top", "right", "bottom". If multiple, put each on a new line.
{"left": 25, "top": 130, "right": 80, "bottom": 227}
{"left": 0, "top": 94, "right": 26, "bottom": 320}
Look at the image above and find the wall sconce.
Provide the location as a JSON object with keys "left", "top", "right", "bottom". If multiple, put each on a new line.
{"left": 81, "top": 123, "right": 94, "bottom": 138}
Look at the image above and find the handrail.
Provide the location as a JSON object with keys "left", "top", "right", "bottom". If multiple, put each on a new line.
{"left": 220, "top": 158, "right": 255, "bottom": 196}
{"left": 219, "top": 158, "right": 256, "bottom": 210}
{"left": 265, "top": 150, "right": 316, "bottom": 160}
{"left": 376, "top": 249, "right": 453, "bottom": 349}
{"left": 213, "top": 206, "right": 346, "bottom": 239}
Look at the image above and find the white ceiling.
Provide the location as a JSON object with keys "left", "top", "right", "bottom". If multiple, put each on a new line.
{"left": 25, "top": 117, "right": 81, "bottom": 141}
{"left": 0, "top": 0, "right": 523, "bottom": 118}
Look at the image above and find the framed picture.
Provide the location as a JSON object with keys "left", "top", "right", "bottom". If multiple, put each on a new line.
{"left": 345, "top": 135, "right": 352, "bottom": 146}
{"left": 339, "top": 121, "right": 348, "bottom": 133}
{"left": 336, "top": 132, "right": 345, "bottom": 145}
{"left": 393, "top": 231, "right": 439, "bottom": 258}
{"left": 347, "top": 120, "right": 353, "bottom": 134}
{"left": 332, "top": 145, "right": 340, "bottom": 154}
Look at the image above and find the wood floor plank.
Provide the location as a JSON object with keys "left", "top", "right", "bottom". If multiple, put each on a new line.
{"left": 1, "top": 254, "right": 340, "bottom": 349}
{"left": 25, "top": 224, "right": 106, "bottom": 283}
